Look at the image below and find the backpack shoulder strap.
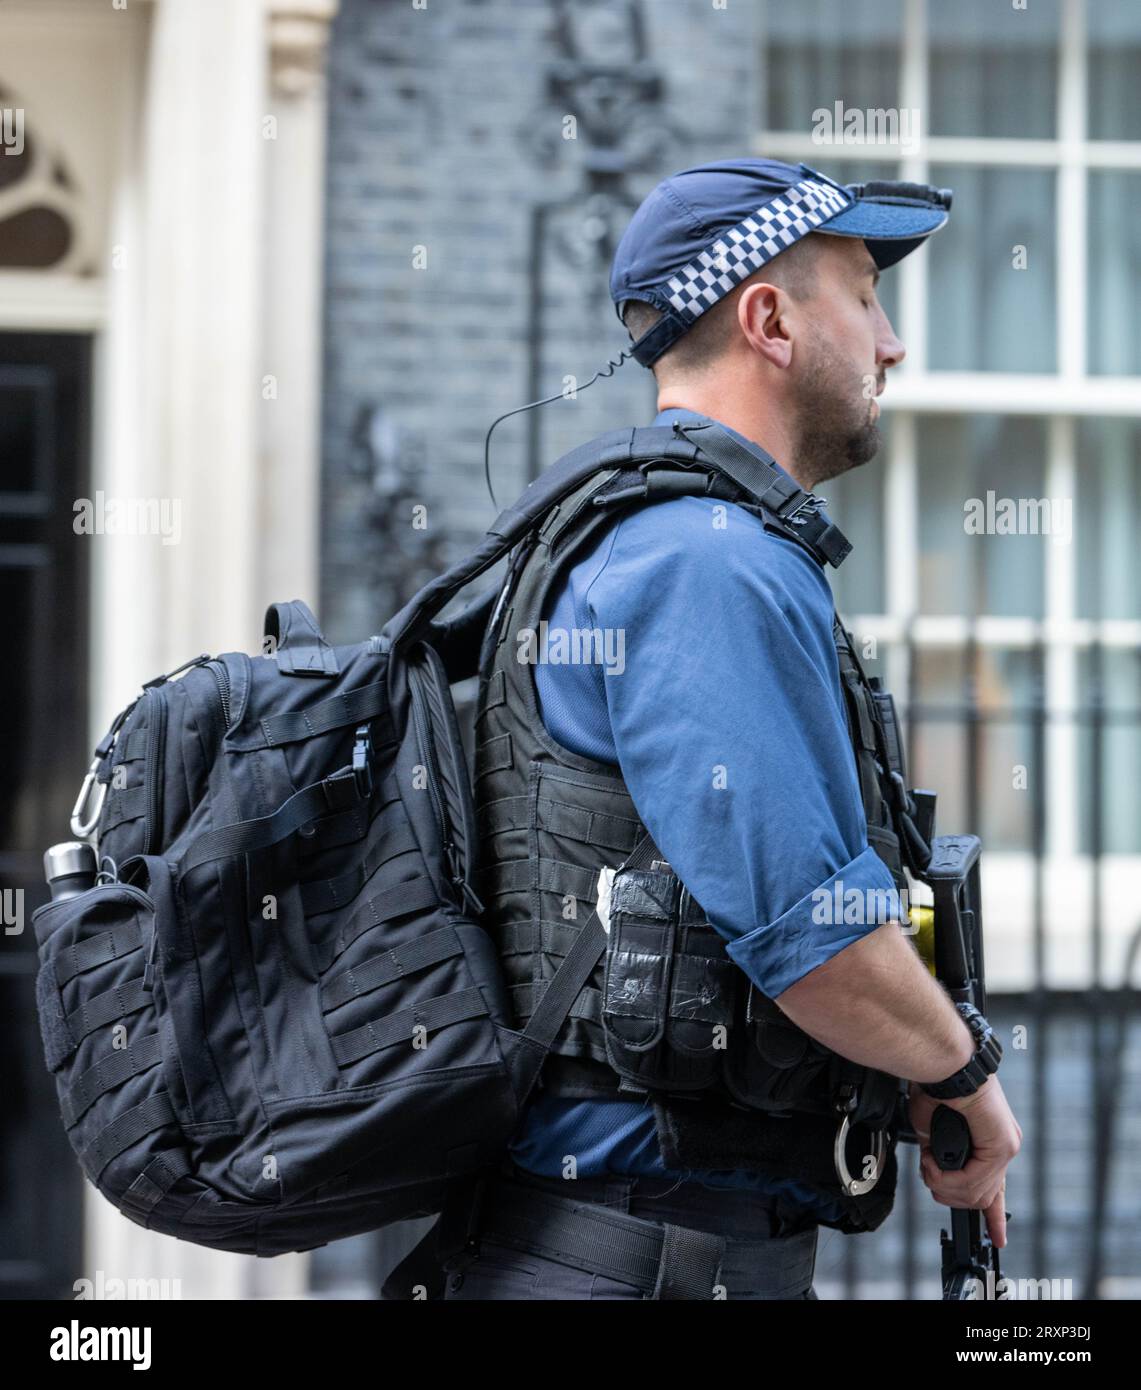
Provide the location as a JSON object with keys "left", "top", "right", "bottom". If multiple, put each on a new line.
{"left": 381, "top": 417, "right": 851, "bottom": 655}
{"left": 381, "top": 425, "right": 686, "bottom": 652}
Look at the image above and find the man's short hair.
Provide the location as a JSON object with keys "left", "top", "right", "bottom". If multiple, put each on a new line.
{"left": 622, "top": 232, "right": 824, "bottom": 376}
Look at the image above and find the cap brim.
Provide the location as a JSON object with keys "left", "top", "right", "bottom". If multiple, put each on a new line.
{"left": 815, "top": 200, "right": 949, "bottom": 269}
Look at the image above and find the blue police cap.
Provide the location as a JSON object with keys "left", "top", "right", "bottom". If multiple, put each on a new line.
{"left": 611, "top": 157, "right": 951, "bottom": 367}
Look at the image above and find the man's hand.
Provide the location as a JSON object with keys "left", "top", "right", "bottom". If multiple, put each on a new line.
{"left": 908, "top": 1076, "right": 1022, "bottom": 1248}
{"left": 774, "top": 919, "right": 1022, "bottom": 1249}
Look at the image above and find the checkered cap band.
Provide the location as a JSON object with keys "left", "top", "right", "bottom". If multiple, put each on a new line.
{"left": 664, "top": 178, "right": 852, "bottom": 322}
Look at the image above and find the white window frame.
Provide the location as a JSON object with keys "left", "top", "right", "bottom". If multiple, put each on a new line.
{"left": 757, "top": 0, "right": 1141, "bottom": 985}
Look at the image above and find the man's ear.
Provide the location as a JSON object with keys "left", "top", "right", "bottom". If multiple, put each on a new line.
{"left": 737, "top": 281, "right": 793, "bottom": 370}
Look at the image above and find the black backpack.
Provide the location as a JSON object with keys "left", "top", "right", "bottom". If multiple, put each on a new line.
{"left": 33, "top": 421, "right": 845, "bottom": 1256}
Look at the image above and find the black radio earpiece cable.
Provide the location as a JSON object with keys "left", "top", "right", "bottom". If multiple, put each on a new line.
{"left": 482, "top": 348, "right": 633, "bottom": 510}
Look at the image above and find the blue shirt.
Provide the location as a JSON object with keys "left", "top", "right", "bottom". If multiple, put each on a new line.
{"left": 509, "top": 408, "right": 897, "bottom": 1222}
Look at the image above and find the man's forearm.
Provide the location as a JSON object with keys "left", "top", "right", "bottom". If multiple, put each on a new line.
{"left": 774, "top": 921, "right": 974, "bottom": 1083}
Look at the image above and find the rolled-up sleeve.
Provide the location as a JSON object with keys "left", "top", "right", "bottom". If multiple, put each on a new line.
{"left": 584, "top": 495, "right": 895, "bottom": 997}
{"left": 725, "top": 845, "right": 900, "bottom": 996}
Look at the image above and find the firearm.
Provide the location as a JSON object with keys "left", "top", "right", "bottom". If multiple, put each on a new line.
{"left": 908, "top": 831, "right": 1006, "bottom": 1300}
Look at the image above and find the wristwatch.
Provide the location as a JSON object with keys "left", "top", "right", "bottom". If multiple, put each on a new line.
{"left": 921, "top": 1002, "right": 1002, "bottom": 1100}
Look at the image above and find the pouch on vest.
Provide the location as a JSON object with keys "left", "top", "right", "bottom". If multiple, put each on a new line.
{"left": 601, "top": 866, "right": 736, "bottom": 1093}
{"left": 722, "top": 985, "right": 835, "bottom": 1114}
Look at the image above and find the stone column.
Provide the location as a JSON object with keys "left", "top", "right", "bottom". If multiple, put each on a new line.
{"left": 87, "top": 0, "right": 338, "bottom": 1301}
{"left": 257, "top": 0, "right": 337, "bottom": 611}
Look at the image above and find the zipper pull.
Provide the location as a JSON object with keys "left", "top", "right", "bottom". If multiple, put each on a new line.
{"left": 459, "top": 878, "right": 486, "bottom": 918}
{"left": 142, "top": 925, "right": 160, "bottom": 991}
{"left": 143, "top": 653, "right": 212, "bottom": 690}
{"left": 444, "top": 840, "right": 485, "bottom": 917}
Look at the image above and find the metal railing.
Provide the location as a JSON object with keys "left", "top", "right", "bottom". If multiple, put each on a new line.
{"left": 831, "top": 628, "right": 1141, "bottom": 1299}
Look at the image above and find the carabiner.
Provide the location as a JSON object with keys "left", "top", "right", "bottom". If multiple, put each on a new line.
{"left": 69, "top": 759, "right": 107, "bottom": 841}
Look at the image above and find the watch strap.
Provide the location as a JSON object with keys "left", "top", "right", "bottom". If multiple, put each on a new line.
{"left": 921, "top": 1004, "right": 1002, "bottom": 1099}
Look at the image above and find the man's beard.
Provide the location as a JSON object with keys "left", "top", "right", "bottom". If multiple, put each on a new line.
{"left": 790, "top": 337, "right": 883, "bottom": 488}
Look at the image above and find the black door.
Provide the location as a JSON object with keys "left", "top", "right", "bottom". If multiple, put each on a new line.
{"left": 0, "top": 332, "right": 90, "bottom": 1298}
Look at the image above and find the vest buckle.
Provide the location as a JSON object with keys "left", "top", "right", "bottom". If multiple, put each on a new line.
{"left": 783, "top": 491, "right": 827, "bottom": 526}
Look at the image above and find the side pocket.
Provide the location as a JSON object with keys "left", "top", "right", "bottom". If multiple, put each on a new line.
{"left": 32, "top": 883, "right": 153, "bottom": 1075}
{"left": 143, "top": 855, "right": 238, "bottom": 1127}
{"left": 723, "top": 984, "right": 833, "bottom": 1113}
{"left": 34, "top": 955, "right": 74, "bottom": 1073}
{"left": 601, "top": 869, "right": 676, "bottom": 1059}
{"left": 600, "top": 868, "right": 724, "bottom": 1094}
{"left": 665, "top": 952, "right": 736, "bottom": 1059}
{"left": 30, "top": 881, "right": 183, "bottom": 1207}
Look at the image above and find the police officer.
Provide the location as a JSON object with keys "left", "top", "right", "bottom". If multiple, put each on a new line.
{"left": 444, "top": 159, "right": 1021, "bottom": 1300}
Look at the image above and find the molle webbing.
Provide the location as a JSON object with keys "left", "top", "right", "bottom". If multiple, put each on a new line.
{"left": 474, "top": 460, "right": 918, "bottom": 1112}
{"left": 475, "top": 469, "right": 647, "bottom": 1088}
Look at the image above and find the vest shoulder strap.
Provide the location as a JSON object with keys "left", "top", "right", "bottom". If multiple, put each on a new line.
{"left": 383, "top": 419, "right": 851, "bottom": 655}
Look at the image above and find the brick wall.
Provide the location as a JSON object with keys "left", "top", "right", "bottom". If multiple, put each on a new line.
{"left": 319, "top": 0, "right": 763, "bottom": 640}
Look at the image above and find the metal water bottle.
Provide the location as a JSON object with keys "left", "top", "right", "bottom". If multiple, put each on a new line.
{"left": 44, "top": 841, "right": 98, "bottom": 902}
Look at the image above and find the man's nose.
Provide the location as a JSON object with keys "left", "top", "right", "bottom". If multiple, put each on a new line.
{"left": 877, "top": 317, "right": 906, "bottom": 371}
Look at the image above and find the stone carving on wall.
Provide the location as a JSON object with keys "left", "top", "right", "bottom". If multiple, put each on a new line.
{"left": 349, "top": 402, "right": 453, "bottom": 619}
{"left": 517, "top": 0, "right": 683, "bottom": 474}
{"left": 0, "top": 84, "right": 88, "bottom": 273}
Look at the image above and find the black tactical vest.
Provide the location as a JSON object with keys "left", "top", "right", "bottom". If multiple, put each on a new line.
{"left": 473, "top": 430, "right": 933, "bottom": 1233}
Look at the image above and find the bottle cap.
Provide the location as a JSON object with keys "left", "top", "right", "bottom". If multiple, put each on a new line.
{"left": 44, "top": 840, "right": 98, "bottom": 881}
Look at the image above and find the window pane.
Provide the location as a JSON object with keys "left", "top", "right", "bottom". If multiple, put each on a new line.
{"left": 928, "top": 166, "right": 1056, "bottom": 372}
{"left": 824, "top": 412, "right": 888, "bottom": 617}
{"left": 0, "top": 380, "right": 44, "bottom": 493}
{"left": 1087, "top": 172, "right": 1141, "bottom": 376}
{"left": 916, "top": 415, "right": 1048, "bottom": 619}
{"left": 929, "top": 0, "right": 1059, "bottom": 140}
{"left": 765, "top": 0, "right": 903, "bottom": 134}
{"left": 910, "top": 645, "right": 968, "bottom": 835}
{"left": 974, "top": 647, "right": 1042, "bottom": 853}
{"left": 1088, "top": 0, "right": 1141, "bottom": 141}
{"left": 1076, "top": 419, "right": 1141, "bottom": 621}
{"left": 1077, "top": 648, "right": 1141, "bottom": 855}
{"left": 910, "top": 645, "right": 1043, "bottom": 851}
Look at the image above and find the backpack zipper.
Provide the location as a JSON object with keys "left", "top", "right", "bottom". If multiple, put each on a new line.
{"left": 209, "top": 659, "right": 232, "bottom": 730}
{"left": 407, "top": 659, "right": 484, "bottom": 917}
{"left": 142, "top": 690, "right": 167, "bottom": 857}
{"left": 139, "top": 655, "right": 216, "bottom": 856}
